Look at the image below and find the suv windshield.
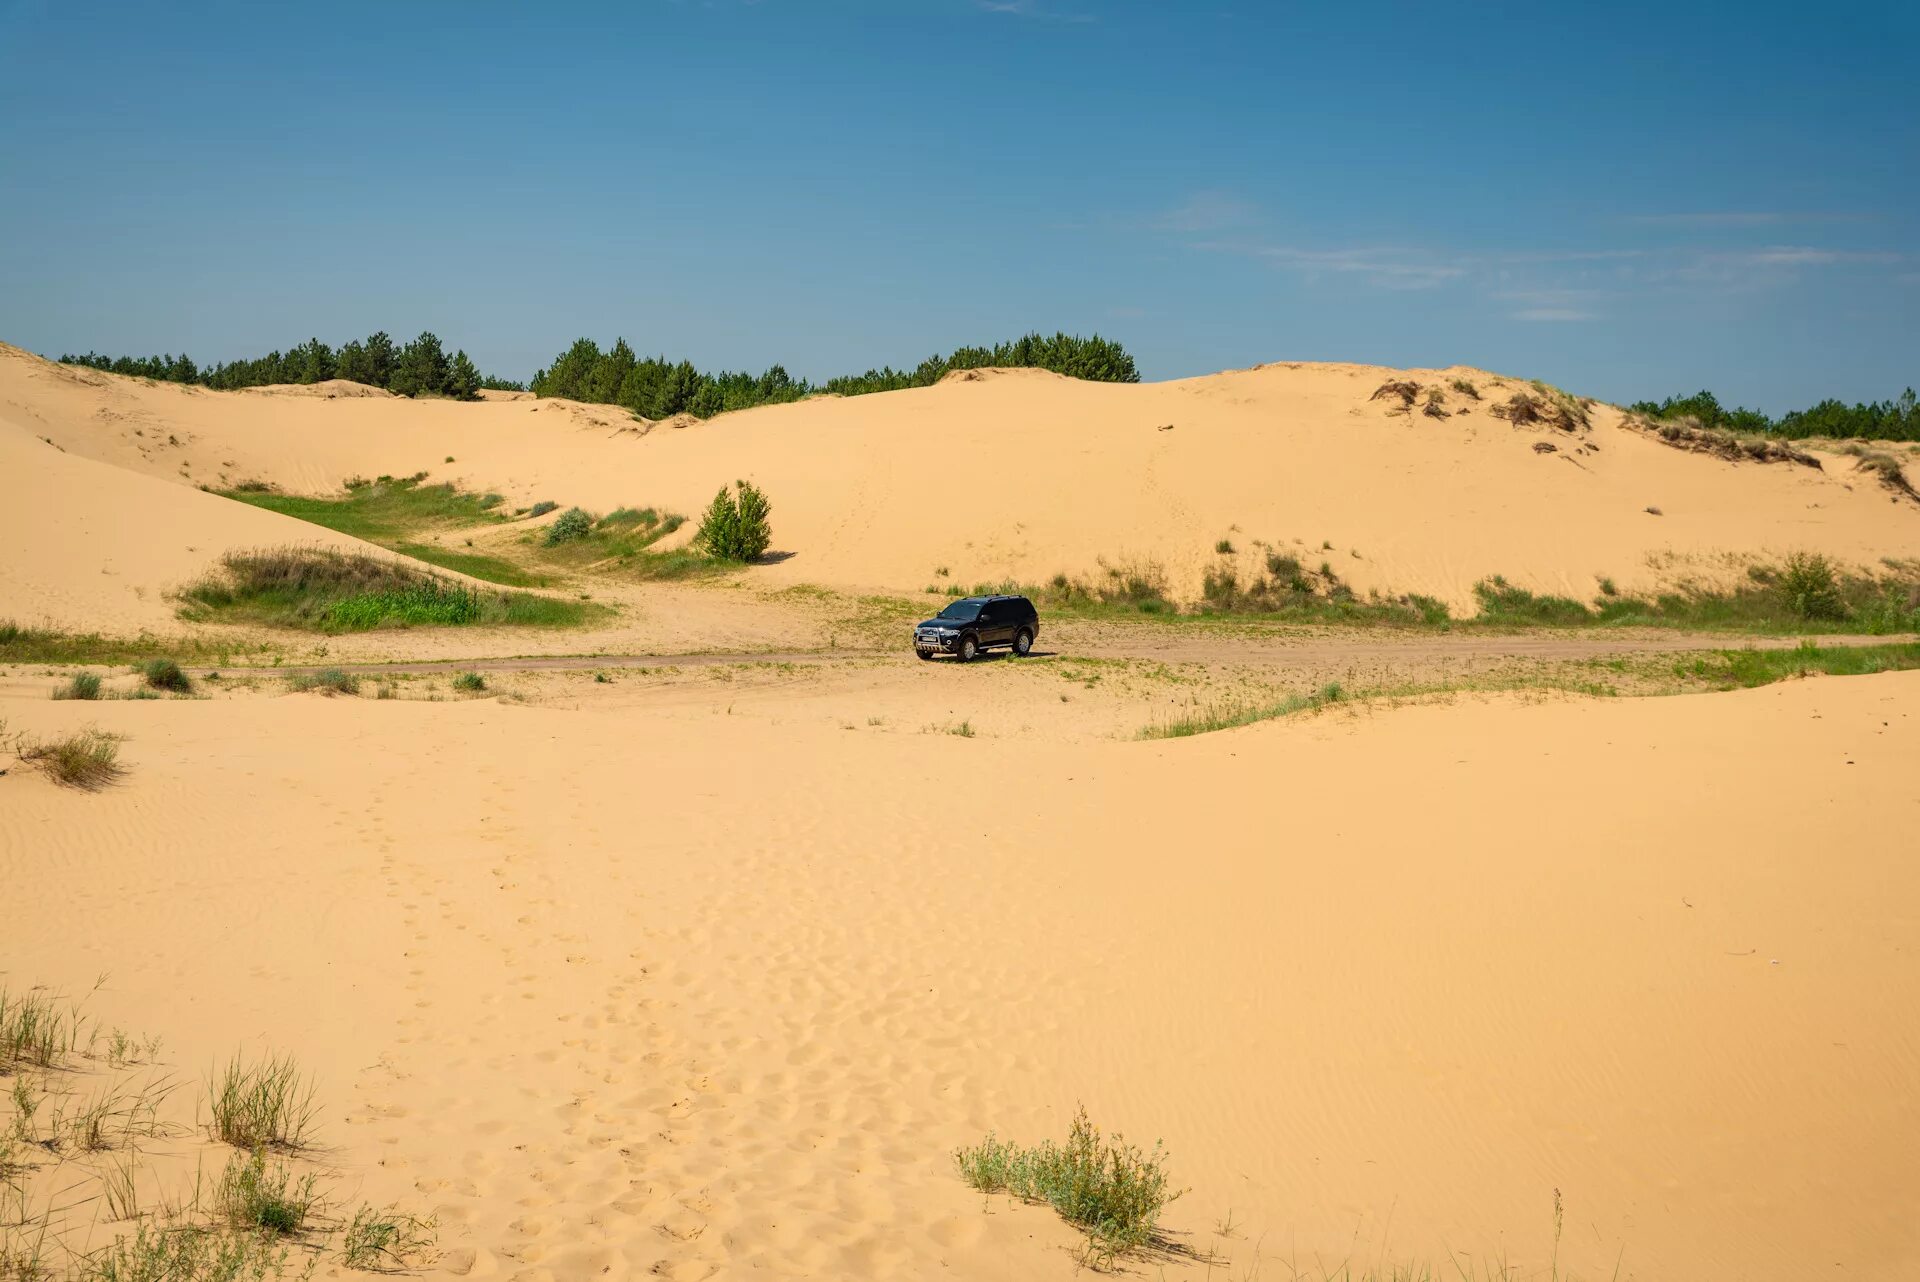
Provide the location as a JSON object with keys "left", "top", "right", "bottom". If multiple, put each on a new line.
{"left": 936, "top": 601, "right": 982, "bottom": 622}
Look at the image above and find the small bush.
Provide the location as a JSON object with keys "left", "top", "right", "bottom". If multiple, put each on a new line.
{"left": 140, "top": 659, "right": 192, "bottom": 692}
{"left": 1213, "top": 538, "right": 1235, "bottom": 555}
{"left": 544, "top": 507, "right": 593, "bottom": 545}
{"left": 1780, "top": 551, "right": 1848, "bottom": 621}
{"left": 451, "top": 671, "right": 487, "bottom": 692}
{"left": 287, "top": 669, "right": 359, "bottom": 695}
{"left": 1449, "top": 377, "right": 1481, "bottom": 400}
{"left": 694, "top": 479, "right": 773, "bottom": 563}
{"left": 207, "top": 1053, "right": 316, "bottom": 1150}
{"left": 955, "top": 1106, "right": 1183, "bottom": 1264}
{"left": 53, "top": 672, "right": 102, "bottom": 701}
{"left": 215, "top": 1147, "right": 317, "bottom": 1235}
{"left": 528, "top": 500, "right": 558, "bottom": 518}
{"left": 18, "top": 729, "right": 124, "bottom": 790}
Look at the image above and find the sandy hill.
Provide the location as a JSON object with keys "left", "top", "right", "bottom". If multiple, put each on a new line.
{"left": 0, "top": 406, "right": 433, "bottom": 631}
{"left": 4, "top": 342, "right": 1913, "bottom": 610}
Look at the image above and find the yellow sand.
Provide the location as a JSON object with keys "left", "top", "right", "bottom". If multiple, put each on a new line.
{"left": 5, "top": 344, "right": 1913, "bottom": 629}
{"left": 3, "top": 673, "right": 1917, "bottom": 1281}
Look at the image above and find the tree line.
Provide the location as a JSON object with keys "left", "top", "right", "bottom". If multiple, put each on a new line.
{"left": 1631, "top": 387, "right": 1920, "bottom": 442}
{"left": 528, "top": 331, "right": 1139, "bottom": 420}
{"left": 58, "top": 331, "right": 522, "bottom": 401}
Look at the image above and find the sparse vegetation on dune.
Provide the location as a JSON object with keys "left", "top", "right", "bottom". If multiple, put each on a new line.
{"left": 177, "top": 547, "right": 602, "bottom": 632}
{"left": 285, "top": 668, "right": 360, "bottom": 696}
{"left": 223, "top": 473, "right": 507, "bottom": 545}
{"left": 1, "top": 623, "right": 249, "bottom": 668}
{"left": 1140, "top": 682, "right": 1347, "bottom": 739}
{"left": 956, "top": 1106, "right": 1183, "bottom": 1266}
{"left": 2, "top": 990, "right": 435, "bottom": 1281}
{"left": 11, "top": 728, "right": 125, "bottom": 790}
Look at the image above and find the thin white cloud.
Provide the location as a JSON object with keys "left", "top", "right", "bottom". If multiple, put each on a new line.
{"left": 1153, "top": 191, "right": 1256, "bottom": 234}
{"left": 1627, "top": 211, "right": 1870, "bottom": 227}
{"left": 974, "top": 0, "right": 1095, "bottom": 22}
{"left": 1202, "top": 243, "right": 1467, "bottom": 290}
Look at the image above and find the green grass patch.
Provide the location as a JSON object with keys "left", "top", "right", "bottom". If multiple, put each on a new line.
{"left": 178, "top": 547, "right": 606, "bottom": 632}
{"left": 1140, "top": 682, "right": 1347, "bottom": 739}
{"left": 390, "top": 542, "right": 548, "bottom": 587}
{"left": 1, "top": 622, "right": 254, "bottom": 667}
{"left": 955, "top": 1106, "right": 1183, "bottom": 1266}
{"left": 526, "top": 506, "right": 716, "bottom": 580}
{"left": 222, "top": 473, "right": 505, "bottom": 543}
{"left": 1677, "top": 640, "right": 1920, "bottom": 688}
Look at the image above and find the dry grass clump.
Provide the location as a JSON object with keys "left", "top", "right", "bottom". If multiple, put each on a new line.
{"left": 1449, "top": 376, "right": 1482, "bottom": 400}
{"left": 1856, "top": 450, "right": 1917, "bottom": 499}
{"left": 955, "top": 1106, "right": 1184, "bottom": 1266}
{"left": 339, "top": 1204, "right": 436, "bottom": 1270}
{"left": 1630, "top": 413, "right": 1822, "bottom": 469}
{"left": 15, "top": 729, "right": 124, "bottom": 790}
{"left": 1491, "top": 385, "right": 1591, "bottom": 433}
{"left": 1369, "top": 379, "right": 1421, "bottom": 413}
{"left": 1421, "top": 386, "right": 1450, "bottom": 418}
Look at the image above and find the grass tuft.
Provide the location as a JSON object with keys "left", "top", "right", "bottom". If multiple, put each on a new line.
{"left": 206, "top": 1054, "right": 317, "bottom": 1150}
{"left": 955, "top": 1106, "right": 1183, "bottom": 1265}
{"left": 16, "top": 729, "right": 125, "bottom": 790}
{"left": 1141, "top": 682, "right": 1346, "bottom": 740}
{"left": 339, "top": 1203, "right": 437, "bottom": 1271}
{"left": 287, "top": 669, "right": 359, "bottom": 696}
{"left": 53, "top": 672, "right": 102, "bottom": 701}
{"left": 215, "top": 1147, "right": 318, "bottom": 1236}
{"left": 451, "top": 671, "right": 487, "bottom": 693}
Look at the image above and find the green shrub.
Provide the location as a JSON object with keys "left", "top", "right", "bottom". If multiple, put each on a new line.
{"left": 287, "top": 669, "right": 359, "bottom": 696}
{"left": 694, "top": 480, "right": 773, "bottom": 563}
{"left": 451, "top": 671, "right": 487, "bottom": 692}
{"left": 1780, "top": 551, "right": 1848, "bottom": 621}
{"left": 215, "top": 1147, "right": 317, "bottom": 1235}
{"left": 955, "top": 1106, "right": 1183, "bottom": 1264}
{"left": 140, "top": 659, "right": 192, "bottom": 692}
{"left": 54, "top": 672, "right": 102, "bottom": 701}
{"left": 528, "top": 500, "right": 559, "bottom": 518}
{"left": 544, "top": 507, "right": 593, "bottom": 545}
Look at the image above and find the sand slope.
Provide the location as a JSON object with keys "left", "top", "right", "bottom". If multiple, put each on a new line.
{"left": 0, "top": 415, "right": 395, "bottom": 631}
{"left": 3, "top": 675, "right": 1916, "bottom": 1280}
{"left": 6, "top": 343, "right": 1913, "bottom": 609}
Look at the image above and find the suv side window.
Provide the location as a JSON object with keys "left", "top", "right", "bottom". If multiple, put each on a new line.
{"left": 976, "top": 602, "right": 998, "bottom": 625}
{"left": 1012, "top": 597, "right": 1035, "bottom": 621}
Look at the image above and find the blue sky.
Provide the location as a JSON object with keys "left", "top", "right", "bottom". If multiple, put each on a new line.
{"left": 1, "top": 0, "right": 1913, "bottom": 411}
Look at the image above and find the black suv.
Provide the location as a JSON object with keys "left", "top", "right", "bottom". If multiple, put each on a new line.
{"left": 913, "top": 595, "right": 1039, "bottom": 661}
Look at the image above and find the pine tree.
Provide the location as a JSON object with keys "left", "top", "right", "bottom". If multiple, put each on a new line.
{"left": 447, "top": 350, "right": 482, "bottom": 401}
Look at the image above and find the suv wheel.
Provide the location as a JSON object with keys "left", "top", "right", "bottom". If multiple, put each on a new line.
{"left": 916, "top": 648, "right": 936, "bottom": 661}
{"left": 956, "top": 634, "right": 979, "bottom": 662}
{"left": 1012, "top": 628, "right": 1033, "bottom": 656}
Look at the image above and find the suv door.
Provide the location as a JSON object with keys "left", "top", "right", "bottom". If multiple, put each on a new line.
{"left": 974, "top": 601, "right": 1006, "bottom": 646}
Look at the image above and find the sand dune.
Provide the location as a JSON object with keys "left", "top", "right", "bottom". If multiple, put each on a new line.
{"left": 3, "top": 673, "right": 1915, "bottom": 1280}
{"left": 0, "top": 415, "right": 398, "bottom": 631}
{"left": 6, "top": 344, "right": 1912, "bottom": 610}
